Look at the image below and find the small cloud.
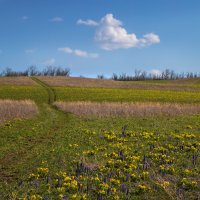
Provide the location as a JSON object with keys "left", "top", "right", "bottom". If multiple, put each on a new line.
{"left": 74, "top": 49, "right": 88, "bottom": 57}
{"left": 21, "top": 16, "right": 29, "bottom": 20}
{"left": 149, "top": 69, "right": 162, "bottom": 76}
{"left": 74, "top": 49, "right": 98, "bottom": 58}
{"left": 58, "top": 47, "right": 73, "bottom": 54}
{"left": 143, "top": 33, "right": 160, "bottom": 44}
{"left": 25, "top": 49, "right": 35, "bottom": 54}
{"left": 58, "top": 47, "right": 99, "bottom": 58}
{"left": 50, "top": 17, "right": 64, "bottom": 22}
{"left": 43, "top": 58, "right": 56, "bottom": 65}
{"left": 79, "top": 13, "right": 160, "bottom": 50}
{"left": 138, "top": 33, "right": 160, "bottom": 47}
{"left": 77, "top": 19, "right": 98, "bottom": 26}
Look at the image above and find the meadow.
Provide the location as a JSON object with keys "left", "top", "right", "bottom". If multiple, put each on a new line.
{"left": 38, "top": 76, "right": 200, "bottom": 91}
{"left": 0, "top": 85, "right": 48, "bottom": 104}
{"left": 0, "top": 76, "right": 199, "bottom": 200}
{"left": 54, "top": 87, "right": 200, "bottom": 103}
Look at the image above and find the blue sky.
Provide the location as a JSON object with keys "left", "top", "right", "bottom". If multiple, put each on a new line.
{"left": 0, "top": 0, "right": 200, "bottom": 77}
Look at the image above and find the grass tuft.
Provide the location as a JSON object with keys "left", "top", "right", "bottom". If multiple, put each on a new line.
{"left": 54, "top": 101, "right": 200, "bottom": 117}
{"left": 0, "top": 99, "right": 39, "bottom": 123}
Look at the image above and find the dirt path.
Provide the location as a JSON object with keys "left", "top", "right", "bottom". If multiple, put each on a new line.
{"left": 0, "top": 78, "right": 69, "bottom": 184}
{"left": 31, "top": 77, "right": 56, "bottom": 104}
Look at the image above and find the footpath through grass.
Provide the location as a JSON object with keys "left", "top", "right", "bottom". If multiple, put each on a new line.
{"left": 0, "top": 77, "right": 200, "bottom": 199}
{"left": 31, "top": 77, "right": 56, "bottom": 104}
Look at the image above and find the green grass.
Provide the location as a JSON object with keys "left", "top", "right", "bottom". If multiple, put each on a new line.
{"left": 1, "top": 113, "right": 199, "bottom": 199}
{"left": 55, "top": 87, "right": 200, "bottom": 103}
{"left": 0, "top": 85, "right": 48, "bottom": 104}
{"left": 0, "top": 78, "right": 200, "bottom": 199}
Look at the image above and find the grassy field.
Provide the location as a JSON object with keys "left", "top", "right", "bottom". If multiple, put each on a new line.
{"left": 0, "top": 85, "right": 48, "bottom": 104}
{"left": 0, "top": 76, "right": 199, "bottom": 199}
{"left": 54, "top": 87, "right": 200, "bottom": 103}
{"left": 38, "top": 76, "right": 200, "bottom": 91}
{"left": 0, "top": 77, "right": 37, "bottom": 86}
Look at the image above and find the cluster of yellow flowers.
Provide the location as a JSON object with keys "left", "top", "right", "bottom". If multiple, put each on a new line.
{"left": 160, "top": 181, "right": 170, "bottom": 189}
{"left": 181, "top": 178, "right": 198, "bottom": 189}
{"left": 37, "top": 167, "right": 49, "bottom": 174}
{"left": 69, "top": 143, "right": 79, "bottom": 148}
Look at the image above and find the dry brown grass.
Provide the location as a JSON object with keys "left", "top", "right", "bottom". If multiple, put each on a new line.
{"left": 0, "top": 77, "right": 36, "bottom": 85}
{"left": 37, "top": 76, "right": 200, "bottom": 91}
{"left": 54, "top": 101, "right": 200, "bottom": 117}
{"left": 0, "top": 100, "right": 39, "bottom": 123}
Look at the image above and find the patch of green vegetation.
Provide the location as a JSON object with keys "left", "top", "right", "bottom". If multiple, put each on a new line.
{"left": 54, "top": 87, "right": 200, "bottom": 103}
{"left": 0, "top": 78, "right": 200, "bottom": 199}
{"left": 1, "top": 113, "right": 200, "bottom": 199}
{"left": 0, "top": 85, "right": 48, "bottom": 103}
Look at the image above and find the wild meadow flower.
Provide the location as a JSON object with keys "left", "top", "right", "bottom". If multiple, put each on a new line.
{"left": 110, "top": 178, "right": 120, "bottom": 186}
{"left": 137, "top": 184, "right": 151, "bottom": 193}
{"left": 37, "top": 167, "right": 49, "bottom": 175}
{"left": 71, "top": 194, "right": 77, "bottom": 199}
{"left": 30, "top": 194, "right": 42, "bottom": 200}
{"left": 181, "top": 178, "right": 198, "bottom": 189}
{"left": 160, "top": 181, "right": 170, "bottom": 189}
{"left": 130, "top": 173, "right": 137, "bottom": 181}
{"left": 141, "top": 171, "right": 149, "bottom": 179}
{"left": 184, "top": 169, "right": 193, "bottom": 176}
{"left": 57, "top": 187, "right": 65, "bottom": 194}
{"left": 83, "top": 150, "right": 95, "bottom": 156}
{"left": 64, "top": 176, "right": 71, "bottom": 182}
{"left": 29, "top": 173, "right": 39, "bottom": 180}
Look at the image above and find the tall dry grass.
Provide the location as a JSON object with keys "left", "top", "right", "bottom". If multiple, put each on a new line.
{"left": 0, "top": 77, "right": 36, "bottom": 85}
{"left": 0, "top": 100, "right": 39, "bottom": 123}
{"left": 54, "top": 101, "right": 200, "bottom": 117}
{"left": 37, "top": 76, "right": 200, "bottom": 91}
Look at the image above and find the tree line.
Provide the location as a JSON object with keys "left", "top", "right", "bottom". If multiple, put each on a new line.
{"left": 0, "top": 66, "right": 70, "bottom": 77}
{"left": 0, "top": 66, "right": 199, "bottom": 80}
{"left": 98, "top": 69, "right": 200, "bottom": 81}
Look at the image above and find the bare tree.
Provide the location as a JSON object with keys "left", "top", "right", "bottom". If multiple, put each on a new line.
{"left": 27, "top": 66, "right": 38, "bottom": 76}
{"left": 97, "top": 74, "right": 105, "bottom": 79}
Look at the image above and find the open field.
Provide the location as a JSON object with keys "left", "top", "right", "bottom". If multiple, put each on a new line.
{"left": 11, "top": 117, "right": 200, "bottom": 199}
{"left": 0, "top": 100, "right": 38, "bottom": 124}
{"left": 54, "top": 87, "right": 200, "bottom": 103}
{"left": 0, "top": 77, "right": 37, "bottom": 85}
{"left": 38, "top": 76, "right": 200, "bottom": 91}
{"left": 0, "top": 76, "right": 199, "bottom": 199}
{"left": 54, "top": 101, "right": 200, "bottom": 117}
{"left": 0, "top": 85, "right": 48, "bottom": 103}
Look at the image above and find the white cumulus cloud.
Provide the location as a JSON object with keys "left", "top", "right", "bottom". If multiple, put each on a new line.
{"left": 58, "top": 47, "right": 98, "bottom": 58}
{"left": 77, "top": 19, "right": 98, "bottom": 26}
{"left": 50, "top": 17, "right": 64, "bottom": 22}
{"left": 79, "top": 13, "right": 160, "bottom": 50}
{"left": 138, "top": 33, "right": 160, "bottom": 47}
{"left": 149, "top": 69, "right": 162, "bottom": 76}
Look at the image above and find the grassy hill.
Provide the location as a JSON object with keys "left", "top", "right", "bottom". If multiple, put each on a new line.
{"left": 0, "top": 76, "right": 199, "bottom": 199}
